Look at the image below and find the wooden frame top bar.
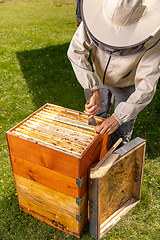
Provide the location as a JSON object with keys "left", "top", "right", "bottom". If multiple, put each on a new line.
{"left": 7, "top": 103, "right": 104, "bottom": 157}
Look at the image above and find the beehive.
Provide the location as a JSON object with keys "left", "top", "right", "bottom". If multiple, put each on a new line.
{"left": 89, "top": 137, "right": 146, "bottom": 240}
{"left": 6, "top": 103, "right": 109, "bottom": 237}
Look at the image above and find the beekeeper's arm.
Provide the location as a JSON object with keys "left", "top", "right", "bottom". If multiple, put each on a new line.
{"left": 97, "top": 39, "right": 160, "bottom": 134}
{"left": 67, "top": 22, "right": 101, "bottom": 116}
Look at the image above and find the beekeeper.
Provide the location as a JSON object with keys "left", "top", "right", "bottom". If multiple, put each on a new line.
{"left": 68, "top": 0, "right": 160, "bottom": 148}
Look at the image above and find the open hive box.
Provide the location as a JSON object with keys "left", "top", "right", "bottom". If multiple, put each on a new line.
{"left": 6, "top": 103, "right": 109, "bottom": 238}
{"left": 89, "top": 137, "right": 146, "bottom": 240}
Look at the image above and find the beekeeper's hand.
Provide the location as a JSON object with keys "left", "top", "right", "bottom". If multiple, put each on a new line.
{"left": 96, "top": 115, "right": 120, "bottom": 135}
{"left": 84, "top": 89, "right": 101, "bottom": 119}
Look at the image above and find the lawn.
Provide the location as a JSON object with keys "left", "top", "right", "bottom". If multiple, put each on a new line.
{"left": 0, "top": 0, "right": 160, "bottom": 239}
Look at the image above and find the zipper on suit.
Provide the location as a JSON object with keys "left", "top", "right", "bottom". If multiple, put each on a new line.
{"left": 103, "top": 54, "right": 111, "bottom": 84}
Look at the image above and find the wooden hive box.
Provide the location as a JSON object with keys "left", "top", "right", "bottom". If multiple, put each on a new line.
{"left": 6, "top": 103, "right": 109, "bottom": 238}
{"left": 89, "top": 137, "right": 146, "bottom": 240}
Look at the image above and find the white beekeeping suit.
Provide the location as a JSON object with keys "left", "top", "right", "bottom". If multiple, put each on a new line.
{"left": 68, "top": 0, "right": 160, "bottom": 147}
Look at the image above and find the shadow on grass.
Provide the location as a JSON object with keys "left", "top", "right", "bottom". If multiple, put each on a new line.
{"left": 16, "top": 44, "right": 160, "bottom": 158}
{"left": 16, "top": 43, "right": 85, "bottom": 112}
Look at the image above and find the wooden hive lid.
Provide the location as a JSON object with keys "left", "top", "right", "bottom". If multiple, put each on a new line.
{"left": 8, "top": 103, "right": 104, "bottom": 157}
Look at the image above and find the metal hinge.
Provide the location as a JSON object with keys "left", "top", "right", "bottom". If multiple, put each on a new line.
{"left": 76, "top": 177, "right": 83, "bottom": 187}
{"left": 76, "top": 214, "right": 82, "bottom": 222}
{"left": 134, "top": 162, "right": 140, "bottom": 182}
{"left": 76, "top": 197, "right": 83, "bottom": 206}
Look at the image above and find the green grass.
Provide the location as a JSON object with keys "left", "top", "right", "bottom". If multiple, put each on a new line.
{"left": 0, "top": 0, "right": 160, "bottom": 239}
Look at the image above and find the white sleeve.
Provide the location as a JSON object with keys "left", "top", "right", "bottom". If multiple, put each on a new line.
{"left": 113, "top": 40, "right": 160, "bottom": 125}
{"left": 67, "top": 22, "right": 100, "bottom": 91}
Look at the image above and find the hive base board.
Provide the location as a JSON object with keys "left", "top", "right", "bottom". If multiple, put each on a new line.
{"left": 20, "top": 206, "right": 88, "bottom": 238}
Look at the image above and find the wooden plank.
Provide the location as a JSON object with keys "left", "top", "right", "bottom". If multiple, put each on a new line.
{"left": 18, "top": 191, "right": 79, "bottom": 232}
{"left": 11, "top": 155, "right": 87, "bottom": 198}
{"left": 12, "top": 110, "right": 98, "bottom": 155}
{"left": 36, "top": 110, "right": 96, "bottom": 132}
{"left": 20, "top": 205, "right": 71, "bottom": 234}
{"left": 7, "top": 103, "right": 103, "bottom": 157}
{"left": 20, "top": 204, "right": 88, "bottom": 238}
{"left": 6, "top": 134, "right": 80, "bottom": 178}
{"left": 45, "top": 104, "right": 103, "bottom": 125}
{"left": 100, "top": 197, "right": 140, "bottom": 238}
{"left": 12, "top": 125, "right": 87, "bottom": 155}
{"left": 14, "top": 173, "right": 87, "bottom": 215}
{"left": 99, "top": 151, "right": 135, "bottom": 224}
{"left": 133, "top": 143, "right": 146, "bottom": 199}
{"left": 17, "top": 190, "right": 88, "bottom": 235}
{"left": 6, "top": 103, "right": 101, "bottom": 133}
{"left": 7, "top": 132, "right": 106, "bottom": 179}
{"left": 99, "top": 134, "right": 109, "bottom": 160}
{"left": 113, "top": 140, "right": 146, "bottom": 166}
{"left": 10, "top": 131, "right": 82, "bottom": 157}
{"left": 25, "top": 117, "right": 95, "bottom": 141}
{"left": 89, "top": 177, "right": 99, "bottom": 239}
{"left": 30, "top": 113, "right": 97, "bottom": 137}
